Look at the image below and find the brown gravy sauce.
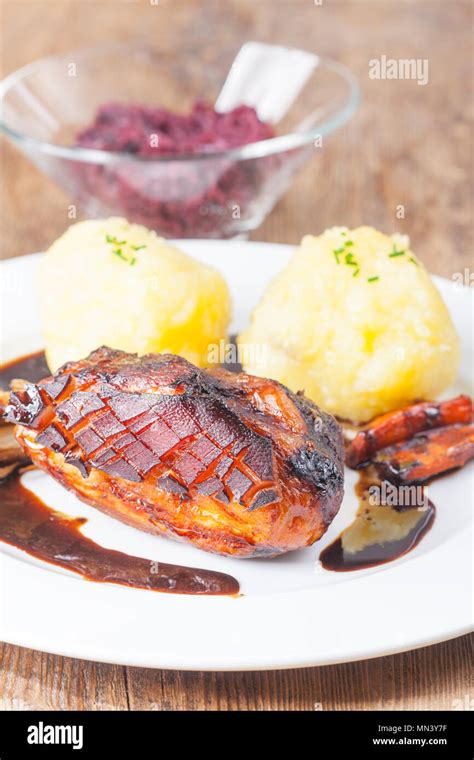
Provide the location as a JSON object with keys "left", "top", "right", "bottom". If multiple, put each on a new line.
{"left": 0, "top": 349, "right": 50, "bottom": 388}
{"left": 0, "top": 351, "right": 239, "bottom": 596}
{"left": 320, "top": 467, "right": 435, "bottom": 571}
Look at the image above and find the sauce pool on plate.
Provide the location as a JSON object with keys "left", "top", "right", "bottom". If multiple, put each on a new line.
{"left": 0, "top": 351, "right": 240, "bottom": 596}
{"left": 319, "top": 467, "right": 435, "bottom": 571}
{"left": 0, "top": 468, "right": 239, "bottom": 595}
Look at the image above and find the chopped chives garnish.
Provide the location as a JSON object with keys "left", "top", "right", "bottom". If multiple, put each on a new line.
{"left": 367, "top": 276, "right": 380, "bottom": 282}
{"left": 106, "top": 234, "right": 142, "bottom": 265}
{"left": 106, "top": 235, "right": 126, "bottom": 245}
{"left": 112, "top": 248, "right": 136, "bottom": 266}
{"left": 389, "top": 243, "right": 406, "bottom": 258}
{"left": 344, "top": 252, "right": 357, "bottom": 266}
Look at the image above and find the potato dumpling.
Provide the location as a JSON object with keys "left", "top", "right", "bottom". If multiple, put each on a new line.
{"left": 39, "top": 218, "right": 231, "bottom": 372}
{"left": 239, "top": 226, "right": 460, "bottom": 423}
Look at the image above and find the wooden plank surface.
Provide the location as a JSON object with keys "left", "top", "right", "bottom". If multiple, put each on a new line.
{"left": 0, "top": 0, "right": 472, "bottom": 710}
{"left": 0, "top": 635, "right": 472, "bottom": 711}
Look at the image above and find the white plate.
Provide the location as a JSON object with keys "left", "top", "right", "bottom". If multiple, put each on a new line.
{"left": 0, "top": 241, "right": 472, "bottom": 671}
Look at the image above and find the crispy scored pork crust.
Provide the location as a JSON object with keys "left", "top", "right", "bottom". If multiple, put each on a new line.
{"left": 5, "top": 347, "right": 344, "bottom": 557}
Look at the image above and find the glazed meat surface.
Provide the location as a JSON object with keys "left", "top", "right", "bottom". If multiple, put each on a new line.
{"left": 346, "top": 395, "right": 472, "bottom": 468}
{"left": 372, "top": 424, "right": 474, "bottom": 485}
{"left": 5, "top": 347, "right": 344, "bottom": 557}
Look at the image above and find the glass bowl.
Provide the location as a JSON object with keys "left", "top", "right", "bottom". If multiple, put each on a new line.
{"left": 0, "top": 43, "right": 359, "bottom": 239}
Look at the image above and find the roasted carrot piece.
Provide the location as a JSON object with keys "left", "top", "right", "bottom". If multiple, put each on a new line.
{"left": 372, "top": 423, "right": 474, "bottom": 485}
{"left": 346, "top": 395, "right": 473, "bottom": 468}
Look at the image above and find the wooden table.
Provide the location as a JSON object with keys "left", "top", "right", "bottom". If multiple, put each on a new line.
{"left": 1, "top": 0, "right": 472, "bottom": 710}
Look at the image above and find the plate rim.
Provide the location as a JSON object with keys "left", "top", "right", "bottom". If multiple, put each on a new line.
{"left": 0, "top": 242, "right": 472, "bottom": 670}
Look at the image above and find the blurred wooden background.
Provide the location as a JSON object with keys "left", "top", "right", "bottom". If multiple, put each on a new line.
{"left": 0, "top": 0, "right": 472, "bottom": 710}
